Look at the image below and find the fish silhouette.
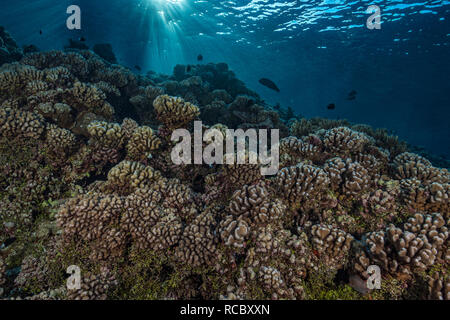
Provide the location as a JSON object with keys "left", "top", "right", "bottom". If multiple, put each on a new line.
{"left": 197, "top": 54, "right": 203, "bottom": 61}
{"left": 259, "top": 78, "right": 280, "bottom": 92}
{"left": 134, "top": 65, "right": 142, "bottom": 71}
{"left": 347, "top": 90, "right": 357, "bottom": 100}
{"left": 327, "top": 103, "right": 336, "bottom": 110}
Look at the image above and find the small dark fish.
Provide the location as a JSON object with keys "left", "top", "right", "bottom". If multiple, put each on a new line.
{"left": 39, "top": 30, "right": 43, "bottom": 35}
{"left": 79, "top": 36, "right": 86, "bottom": 42}
{"left": 134, "top": 65, "right": 142, "bottom": 71}
{"left": 347, "top": 90, "right": 357, "bottom": 100}
{"left": 259, "top": 78, "right": 280, "bottom": 92}
{"left": 197, "top": 54, "right": 203, "bottom": 61}
{"left": 327, "top": 103, "right": 336, "bottom": 110}
{"left": 186, "top": 65, "right": 192, "bottom": 72}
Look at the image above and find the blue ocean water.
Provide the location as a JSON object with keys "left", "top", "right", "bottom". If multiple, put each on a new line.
{"left": 1, "top": 0, "right": 449, "bottom": 158}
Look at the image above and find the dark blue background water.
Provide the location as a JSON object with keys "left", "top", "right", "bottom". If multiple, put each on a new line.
{"left": 1, "top": 0, "right": 449, "bottom": 158}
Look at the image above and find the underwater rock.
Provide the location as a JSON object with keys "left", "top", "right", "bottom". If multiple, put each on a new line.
{"left": 93, "top": 43, "right": 118, "bottom": 64}
{"left": 0, "top": 26, "right": 23, "bottom": 66}
{"left": 64, "top": 38, "right": 89, "bottom": 51}
{"left": 23, "top": 44, "right": 39, "bottom": 54}
{"left": 173, "top": 64, "right": 187, "bottom": 80}
{"left": 348, "top": 274, "right": 370, "bottom": 295}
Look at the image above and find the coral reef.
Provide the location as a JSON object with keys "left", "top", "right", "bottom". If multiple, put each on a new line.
{"left": 153, "top": 94, "right": 200, "bottom": 130}
{"left": 0, "top": 27, "right": 449, "bottom": 300}
{"left": 0, "top": 257, "right": 5, "bottom": 290}
{"left": 353, "top": 213, "right": 448, "bottom": 282}
{"left": 129, "top": 64, "right": 290, "bottom": 135}
{"left": 426, "top": 269, "right": 449, "bottom": 300}
{"left": 308, "top": 224, "right": 353, "bottom": 271}
{"left": 275, "top": 164, "right": 330, "bottom": 211}
{"left": 66, "top": 267, "right": 117, "bottom": 300}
